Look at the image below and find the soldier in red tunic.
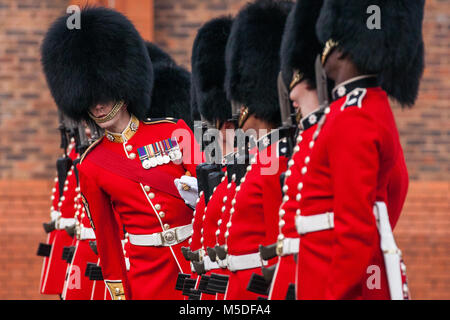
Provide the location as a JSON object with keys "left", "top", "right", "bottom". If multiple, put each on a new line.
{"left": 39, "top": 142, "right": 78, "bottom": 297}
{"left": 186, "top": 16, "right": 236, "bottom": 300}
{"left": 287, "top": 0, "right": 425, "bottom": 299}
{"left": 267, "top": 0, "right": 326, "bottom": 300}
{"left": 41, "top": 7, "right": 203, "bottom": 300}
{"left": 220, "top": 0, "right": 293, "bottom": 300}
{"left": 61, "top": 176, "right": 101, "bottom": 300}
{"left": 37, "top": 174, "right": 60, "bottom": 295}
{"left": 61, "top": 128, "right": 124, "bottom": 300}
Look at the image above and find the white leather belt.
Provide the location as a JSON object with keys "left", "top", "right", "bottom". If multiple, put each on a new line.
{"left": 227, "top": 252, "right": 267, "bottom": 272}
{"left": 295, "top": 212, "right": 334, "bottom": 235}
{"left": 51, "top": 210, "right": 61, "bottom": 221}
{"left": 294, "top": 202, "right": 408, "bottom": 300}
{"left": 280, "top": 238, "right": 300, "bottom": 255}
{"left": 204, "top": 255, "right": 220, "bottom": 271}
{"left": 217, "top": 259, "right": 228, "bottom": 269}
{"left": 79, "top": 226, "right": 96, "bottom": 240}
{"left": 128, "top": 224, "right": 193, "bottom": 247}
{"left": 55, "top": 218, "right": 76, "bottom": 230}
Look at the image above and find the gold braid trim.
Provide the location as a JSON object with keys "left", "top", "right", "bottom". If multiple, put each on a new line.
{"left": 88, "top": 101, "right": 125, "bottom": 124}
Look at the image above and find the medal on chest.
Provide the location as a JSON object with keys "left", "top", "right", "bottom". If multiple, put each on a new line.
{"left": 137, "top": 138, "right": 182, "bottom": 169}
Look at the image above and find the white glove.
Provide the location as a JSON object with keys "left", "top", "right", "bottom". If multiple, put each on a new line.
{"left": 174, "top": 175, "right": 199, "bottom": 209}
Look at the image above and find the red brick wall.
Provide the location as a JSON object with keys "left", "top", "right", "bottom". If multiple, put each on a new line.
{"left": 0, "top": 180, "right": 57, "bottom": 300}
{"left": 395, "top": 182, "right": 450, "bottom": 299}
{"left": 0, "top": 0, "right": 67, "bottom": 300}
{"left": 154, "top": 0, "right": 246, "bottom": 68}
{"left": 0, "top": 0, "right": 448, "bottom": 299}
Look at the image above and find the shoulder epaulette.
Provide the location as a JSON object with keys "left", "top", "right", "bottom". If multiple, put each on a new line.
{"left": 142, "top": 117, "right": 178, "bottom": 125}
{"left": 80, "top": 137, "right": 103, "bottom": 164}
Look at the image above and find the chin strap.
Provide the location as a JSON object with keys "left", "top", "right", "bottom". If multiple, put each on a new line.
{"left": 88, "top": 100, "right": 125, "bottom": 124}
{"left": 238, "top": 106, "right": 250, "bottom": 129}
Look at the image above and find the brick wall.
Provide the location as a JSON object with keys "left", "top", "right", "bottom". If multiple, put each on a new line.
{"left": 395, "top": 181, "right": 450, "bottom": 299}
{"left": 0, "top": 0, "right": 64, "bottom": 180}
{"left": 391, "top": 0, "right": 450, "bottom": 182}
{"left": 0, "top": 180, "right": 57, "bottom": 300}
{"left": 0, "top": 0, "right": 448, "bottom": 299}
{"left": 0, "top": 0, "right": 67, "bottom": 300}
{"left": 154, "top": 0, "right": 246, "bottom": 68}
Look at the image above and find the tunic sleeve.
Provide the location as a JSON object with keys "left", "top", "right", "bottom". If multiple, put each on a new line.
{"left": 79, "top": 163, "right": 131, "bottom": 300}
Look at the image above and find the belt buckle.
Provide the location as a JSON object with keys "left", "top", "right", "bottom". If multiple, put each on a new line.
{"left": 161, "top": 229, "right": 178, "bottom": 246}
{"left": 276, "top": 239, "right": 284, "bottom": 256}
{"left": 76, "top": 225, "right": 82, "bottom": 240}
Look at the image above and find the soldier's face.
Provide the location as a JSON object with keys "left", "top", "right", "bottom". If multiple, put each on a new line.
{"left": 289, "top": 81, "right": 319, "bottom": 120}
{"left": 289, "top": 81, "right": 309, "bottom": 111}
{"left": 89, "top": 102, "right": 124, "bottom": 130}
{"left": 89, "top": 102, "right": 115, "bottom": 119}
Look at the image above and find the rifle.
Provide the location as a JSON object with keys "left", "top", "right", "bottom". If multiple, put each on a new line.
{"left": 277, "top": 71, "right": 298, "bottom": 158}
{"left": 41, "top": 111, "right": 72, "bottom": 235}
{"left": 229, "top": 100, "right": 241, "bottom": 129}
{"left": 228, "top": 130, "right": 252, "bottom": 186}
{"left": 213, "top": 132, "right": 252, "bottom": 262}
{"left": 56, "top": 110, "right": 73, "bottom": 197}
{"left": 315, "top": 54, "right": 330, "bottom": 110}
{"left": 64, "top": 116, "right": 91, "bottom": 156}
{"left": 86, "top": 119, "right": 104, "bottom": 143}
{"left": 196, "top": 115, "right": 212, "bottom": 155}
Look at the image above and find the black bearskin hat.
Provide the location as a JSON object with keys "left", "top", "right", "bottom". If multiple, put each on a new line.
{"left": 41, "top": 6, "right": 153, "bottom": 121}
{"left": 191, "top": 16, "right": 234, "bottom": 125}
{"left": 280, "top": 0, "right": 324, "bottom": 89}
{"left": 145, "top": 41, "right": 176, "bottom": 66}
{"left": 316, "top": 0, "right": 425, "bottom": 106}
{"left": 225, "top": 0, "right": 293, "bottom": 126}
{"left": 144, "top": 42, "right": 193, "bottom": 129}
{"left": 190, "top": 84, "right": 201, "bottom": 122}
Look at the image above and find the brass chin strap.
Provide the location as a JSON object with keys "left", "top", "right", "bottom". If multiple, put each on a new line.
{"left": 88, "top": 100, "right": 125, "bottom": 124}
{"left": 321, "top": 39, "right": 339, "bottom": 66}
{"left": 289, "top": 70, "right": 304, "bottom": 91}
{"left": 238, "top": 106, "right": 250, "bottom": 129}
{"left": 288, "top": 70, "right": 304, "bottom": 124}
